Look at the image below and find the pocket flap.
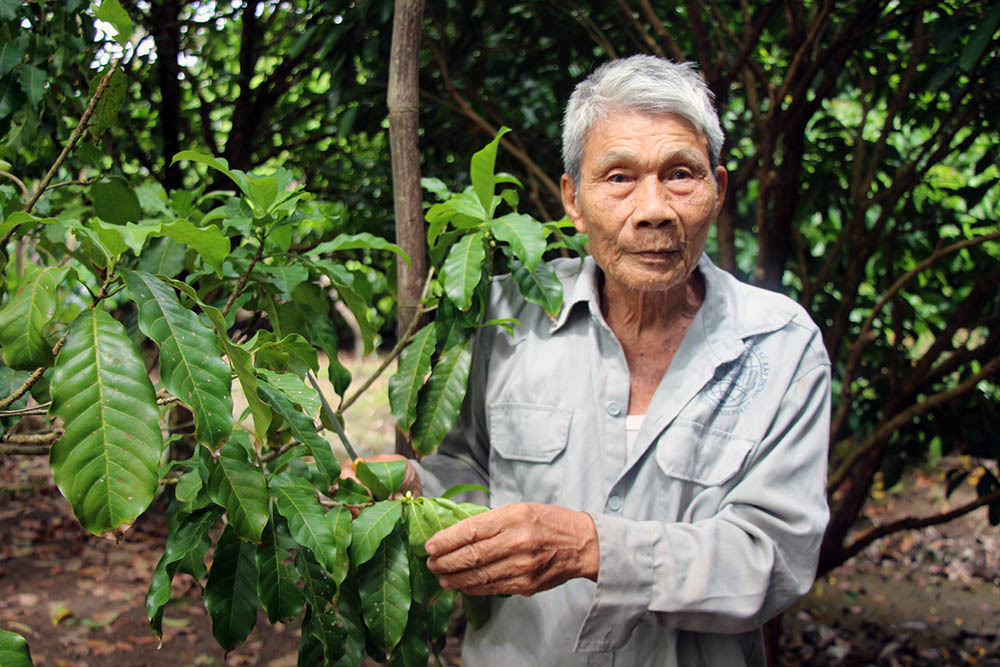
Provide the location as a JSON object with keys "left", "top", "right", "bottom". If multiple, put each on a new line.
{"left": 654, "top": 419, "right": 753, "bottom": 486}
{"left": 489, "top": 403, "right": 572, "bottom": 463}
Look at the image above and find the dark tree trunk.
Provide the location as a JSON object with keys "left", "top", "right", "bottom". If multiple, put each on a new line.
{"left": 149, "top": 0, "right": 183, "bottom": 191}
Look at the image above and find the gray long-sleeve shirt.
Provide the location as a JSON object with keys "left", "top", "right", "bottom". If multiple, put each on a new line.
{"left": 417, "top": 254, "right": 831, "bottom": 666}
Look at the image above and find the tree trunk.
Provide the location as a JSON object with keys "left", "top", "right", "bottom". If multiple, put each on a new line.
{"left": 387, "top": 0, "right": 426, "bottom": 458}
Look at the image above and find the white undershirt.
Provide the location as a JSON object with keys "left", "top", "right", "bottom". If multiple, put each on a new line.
{"left": 626, "top": 414, "right": 646, "bottom": 454}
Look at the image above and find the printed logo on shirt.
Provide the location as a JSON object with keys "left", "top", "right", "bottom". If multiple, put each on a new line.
{"left": 701, "top": 347, "right": 770, "bottom": 416}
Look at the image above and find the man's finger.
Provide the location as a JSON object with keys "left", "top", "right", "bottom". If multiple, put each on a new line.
{"left": 425, "top": 509, "right": 505, "bottom": 557}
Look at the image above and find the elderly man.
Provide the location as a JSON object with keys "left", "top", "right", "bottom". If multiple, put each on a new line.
{"left": 412, "top": 55, "right": 830, "bottom": 666}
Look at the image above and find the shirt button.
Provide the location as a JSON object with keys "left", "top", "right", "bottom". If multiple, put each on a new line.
{"left": 607, "top": 495, "right": 622, "bottom": 511}
{"left": 606, "top": 401, "right": 622, "bottom": 417}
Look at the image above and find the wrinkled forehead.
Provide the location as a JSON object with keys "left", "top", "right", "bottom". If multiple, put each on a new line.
{"left": 582, "top": 110, "right": 713, "bottom": 162}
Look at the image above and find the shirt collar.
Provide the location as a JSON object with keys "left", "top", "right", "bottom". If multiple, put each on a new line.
{"left": 550, "top": 256, "right": 601, "bottom": 333}
{"left": 548, "top": 254, "right": 747, "bottom": 363}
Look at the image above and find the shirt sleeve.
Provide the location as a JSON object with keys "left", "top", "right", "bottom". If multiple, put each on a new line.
{"left": 575, "top": 361, "right": 831, "bottom": 651}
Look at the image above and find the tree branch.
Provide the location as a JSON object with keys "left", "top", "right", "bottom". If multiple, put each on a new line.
{"left": 840, "top": 485, "right": 1000, "bottom": 565}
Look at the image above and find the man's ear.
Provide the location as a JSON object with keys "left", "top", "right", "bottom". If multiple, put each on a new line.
{"left": 713, "top": 166, "right": 728, "bottom": 217}
{"left": 561, "top": 174, "right": 587, "bottom": 234}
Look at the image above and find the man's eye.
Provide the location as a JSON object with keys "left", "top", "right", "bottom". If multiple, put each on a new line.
{"left": 669, "top": 168, "right": 694, "bottom": 180}
{"left": 608, "top": 173, "right": 629, "bottom": 183}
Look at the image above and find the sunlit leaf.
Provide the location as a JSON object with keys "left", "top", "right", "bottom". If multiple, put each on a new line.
{"left": 350, "top": 500, "right": 402, "bottom": 566}
{"left": 441, "top": 231, "right": 486, "bottom": 311}
{"left": 0, "top": 265, "right": 69, "bottom": 370}
{"left": 388, "top": 323, "right": 436, "bottom": 434}
{"left": 411, "top": 341, "right": 473, "bottom": 456}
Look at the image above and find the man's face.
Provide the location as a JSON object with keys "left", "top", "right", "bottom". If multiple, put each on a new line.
{"left": 562, "top": 111, "right": 727, "bottom": 295}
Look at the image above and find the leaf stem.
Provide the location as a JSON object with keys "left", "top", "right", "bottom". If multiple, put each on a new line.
{"left": 0, "top": 444, "right": 52, "bottom": 456}
{"left": 0, "top": 170, "right": 30, "bottom": 200}
{"left": 222, "top": 239, "right": 265, "bottom": 318}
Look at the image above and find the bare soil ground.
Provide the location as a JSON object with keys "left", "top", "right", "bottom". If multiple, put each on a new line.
{"left": 1, "top": 354, "right": 997, "bottom": 665}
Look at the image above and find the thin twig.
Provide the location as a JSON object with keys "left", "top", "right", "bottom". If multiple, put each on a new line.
{"left": 0, "top": 444, "right": 51, "bottom": 456}
{"left": 222, "top": 240, "right": 265, "bottom": 318}
{"left": 0, "top": 403, "right": 51, "bottom": 418}
{"left": 308, "top": 372, "right": 359, "bottom": 461}
{"left": 2, "top": 430, "right": 63, "bottom": 445}
{"left": 0, "top": 170, "right": 30, "bottom": 200}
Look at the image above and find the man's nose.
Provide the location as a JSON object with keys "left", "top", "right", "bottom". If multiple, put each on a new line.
{"left": 631, "top": 176, "right": 675, "bottom": 228}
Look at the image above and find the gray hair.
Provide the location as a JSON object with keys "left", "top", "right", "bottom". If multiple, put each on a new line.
{"left": 561, "top": 55, "right": 724, "bottom": 184}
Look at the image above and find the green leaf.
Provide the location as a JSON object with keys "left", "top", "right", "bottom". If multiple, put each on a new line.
{"left": 270, "top": 472, "right": 349, "bottom": 582}
{"left": 88, "top": 68, "right": 127, "bottom": 138}
{"left": 960, "top": 1, "right": 1000, "bottom": 71}
{"left": 470, "top": 127, "right": 511, "bottom": 216}
{"left": 171, "top": 151, "right": 238, "bottom": 190}
{"left": 388, "top": 608, "right": 429, "bottom": 667}
{"left": 204, "top": 525, "right": 259, "bottom": 651}
{"left": 165, "top": 279, "right": 272, "bottom": 445}
{"left": 146, "top": 505, "right": 221, "bottom": 636}
{"left": 441, "top": 231, "right": 486, "bottom": 311}
{"left": 49, "top": 309, "right": 163, "bottom": 537}
{"left": 358, "top": 527, "right": 411, "bottom": 655}
{"left": 355, "top": 459, "right": 408, "bottom": 501}
{"left": 257, "top": 516, "right": 305, "bottom": 623}
{"left": 156, "top": 219, "right": 229, "bottom": 276}
{"left": 91, "top": 177, "right": 141, "bottom": 224}
{"left": 0, "top": 265, "right": 69, "bottom": 370}
{"left": 350, "top": 500, "right": 403, "bottom": 566}
{"left": 17, "top": 64, "right": 45, "bottom": 107}
{"left": 136, "top": 237, "right": 187, "bottom": 278}
{"left": 258, "top": 382, "right": 339, "bottom": 488}
{"left": 441, "top": 483, "right": 491, "bottom": 499}
{"left": 0, "top": 629, "right": 33, "bottom": 667}
{"left": 489, "top": 212, "right": 546, "bottom": 273}
{"left": 259, "top": 263, "right": 309, "bottom": 299}
{"left": 308, "top": 232, "right": 410, "bottom": 265}
{"left": 388, "top": 323, "right": 436, "bottom": 434}
{"left": 206, "top": 434, "right": 269, "bottom": 543}
{"left": 93, "top": 0, "right": 134, "bottom": 45}
{"left": 0, "top": 37, "right": 26, "bottom": 78}
{"left": 512, "top": 258, "right": 563, "bottom": 317}
{"left": 406, "top": 499, "right": 452, "bottom": 557}
{"left": 334, "top": 477, "right": 373, "bottom": 505}
{"left": 122, "top": 270, "right": 233, "bottom": 448}
{"left": 463, "top": 593, "right": 491, "bottom": 629}
{"left": 0, "top": 367, "right": 31, "bottom": 412}
{"left": 411, "top": 341, "right": 473, "bottom": 456}
{"left": 256, "top": 368, "right": 320, "bottom": 417}
{"left": 247, "top": 176, "right": 278, "bottom": 211}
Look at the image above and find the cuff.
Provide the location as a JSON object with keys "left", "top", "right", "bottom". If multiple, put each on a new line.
{"left": 573, "top": 514, "right": 659, "bottom": 652}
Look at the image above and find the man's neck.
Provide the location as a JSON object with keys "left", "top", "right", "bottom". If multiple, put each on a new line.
{"left": 600, "top": 269, "right": 706, "bottom": 341}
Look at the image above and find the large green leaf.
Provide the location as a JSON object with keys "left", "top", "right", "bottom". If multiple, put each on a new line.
{"left": 0, "top": 629, "right": 33, "bottom": 667}
{"left": 349, "top": 500, "right": 402, "bottom": 566}
{"left": 256, "top": 368, "right": 321, "bottom": 416}
{"left": 512, "top": 258, "right": 563, "bottom": 318}
{"left": 0, "top": 265, "right": 69, "bottom": 370}
{"left": 123, "top": 270, "right": 233, "bottom": 448}
{"left": 49, "top": 309, "right": 163, "bottom": 537}
{"left": 358, "top": 527, "right": 411, "bottom": 656}
{"left": 146, "top": 505, "right": 222, "bottom": 636}
{"left": 17, "top": 64, "right": 45, "bottom": 107}
{"left": 258, "top": 382, "right": 339, "bottom": 488}
{"left": 206, "top": 435, "right": 269, "bottom": 543}
{"left": 470, "top": 127, "right": 511, "bottom": 216}
{"left": 308, "top": 232, "right": 409, "bottom": 264}
{"left": 257, "top": 515, "right": 305, "bottom": 623}
{"left": 388, "top": 323, "right": 436, "bottom": 434}
{"left": 93, "top": 0, "right": 134, "bottom": 45}
{"left": 489, "top": 212, "right": 546, "bottom": 273}
{"left": 165, "top": 279, "right": 272, "bottom": 445}
{"left": 407, "top": 497, "right": 488, "bottom": 557}
{"left": 204, "top": 525, "right": 260, "bottom": 651}
{"left": 270, "top": 471, "right": 349, "bottom": 582}
{"left": 355, "top": 459, "right": 408, "bottom": 501}
{"left": 441, "top": 231, "right": 486, "bottom": 311}
{"left": 88, "top": 68, "right": 127, "bottom": 138}
{"left": 411, "top": 341, "right": 473, "bottom": 456}
{"left": 156, "top": 219, "right": 229, "bottom": 276}
{"left": 388, "top": 609, "right": 428, "bottom": 667}
{"left": 91, "top": 177, "right": 141, "bottom": 224}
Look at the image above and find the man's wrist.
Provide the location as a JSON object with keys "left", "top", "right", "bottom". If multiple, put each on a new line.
{"left": 576, "top": 510, "right": 600, "bottom": 582}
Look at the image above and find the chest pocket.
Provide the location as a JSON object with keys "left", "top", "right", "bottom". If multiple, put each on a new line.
{"left": 654, "top": 419, "right": 754, "bottom": 487}
{"left": 488, "top": 403, "right": 572, "bottom": 507}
